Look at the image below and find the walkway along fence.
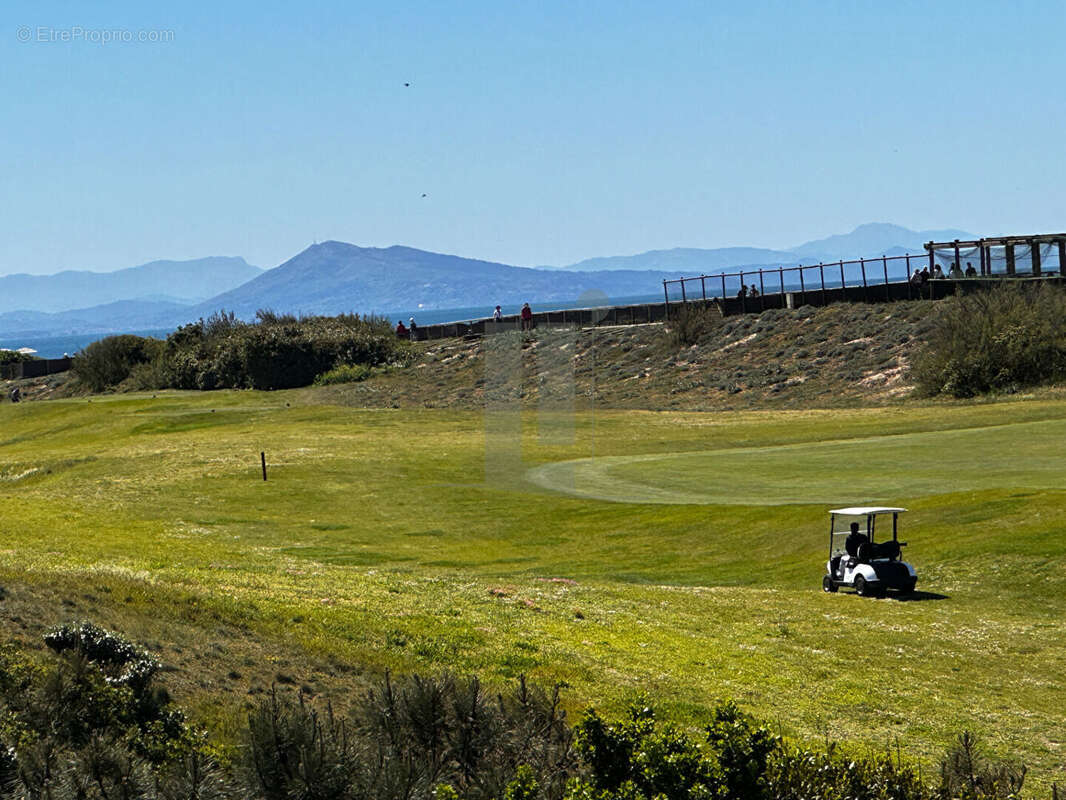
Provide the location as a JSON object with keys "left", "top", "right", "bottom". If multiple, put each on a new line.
{"left": 412, "top": 302, "right": 671, "bottom": 342}
{"left": 410, "top": 245, "right": 1066, "bottom": 341}
{"left": 663, "top": 253, "right": 927, "bottom": 313}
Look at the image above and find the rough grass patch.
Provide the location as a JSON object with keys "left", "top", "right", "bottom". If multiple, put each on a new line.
{"left": 313, "top": 363, "right": 371, "bottom": 386}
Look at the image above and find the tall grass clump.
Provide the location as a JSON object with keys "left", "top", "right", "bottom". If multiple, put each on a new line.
{"left": 664, "top": 303, "right": 720, "bottom": 348}
{"left": 913, "top": 282, "right": 1066, "bottom": 397}
{"left": 243, "top": 673, "right": 575, "bottom": 800}
{"left": 314, "top": 362, "right": 372, "bottom": 385}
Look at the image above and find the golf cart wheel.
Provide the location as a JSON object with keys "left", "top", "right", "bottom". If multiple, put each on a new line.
{"left": 822, "top": 575, "right": 837, "bottom": 593}
{"left": 855, "top": 576, "right": 871, "bottom": 597}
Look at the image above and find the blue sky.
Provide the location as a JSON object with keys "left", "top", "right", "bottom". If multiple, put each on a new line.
{"left": 2, "top": 0, "right": 1064, "bottom": 274}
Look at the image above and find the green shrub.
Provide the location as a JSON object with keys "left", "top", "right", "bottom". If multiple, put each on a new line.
{"left": 768, "top": 742, "right": 930, "bottom": 800}
{"left": 0, "top": 350, "right": 39, "bottom": 365}
{"left": 314, "top": 363, "right": 372, "bottom": 385}
{"left": 122, "top": 358, "right": 170, "bottom": 391}
{"left": 160, "top": 310, "right": 408, "bottom": 391}
{"left": 572, "top": 701, "right": 721, "bottom": 800}
{"left": 72, "top": 334, "right": 164, "bottom": 392}
{"left": 913, "top": 283, "right": 1066, "bottom": 397}
{"left": 0, "top": 623, "right": 213, "bottom": 799}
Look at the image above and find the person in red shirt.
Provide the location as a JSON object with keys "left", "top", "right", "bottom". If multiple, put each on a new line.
{"left": 395, "top": 320, "right": 409, "bottom": 339}
{"left": 520, "top": 302, "right": 533, "bottom": 331}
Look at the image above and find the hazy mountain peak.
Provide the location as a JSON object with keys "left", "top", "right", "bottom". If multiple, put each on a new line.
{"left": 0, "top": 256, "right": 262, "bottom": 315}
{"left": 789, "top": 223, "right": 976, "bottom": 260}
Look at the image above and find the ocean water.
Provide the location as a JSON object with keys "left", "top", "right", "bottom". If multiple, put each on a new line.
{"left": 0, "top": 293, "right": 668, "bottom": 359}
{"left": 0, "top": 328, "right": 175, "bottom": 359}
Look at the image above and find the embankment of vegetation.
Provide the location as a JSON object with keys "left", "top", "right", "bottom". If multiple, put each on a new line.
{"left": 0, "top": 621, "right": 1037, "bottom": 800}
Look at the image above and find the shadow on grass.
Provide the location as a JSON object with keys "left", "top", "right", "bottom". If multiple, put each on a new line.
{"left": 893, "top": 590, "right": 949, "bottom": 602}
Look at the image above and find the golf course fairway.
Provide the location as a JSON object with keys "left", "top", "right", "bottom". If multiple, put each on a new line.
{"left": 0, "top": 390, "right": 1063, "bottom": 787}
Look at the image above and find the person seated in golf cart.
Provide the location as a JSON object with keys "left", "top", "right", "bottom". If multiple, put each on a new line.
{"left": 844, "top": 522, "right": 867, "bottom": 558}
{"left": 824, "top": 507, "right": 916, "bottom": 596}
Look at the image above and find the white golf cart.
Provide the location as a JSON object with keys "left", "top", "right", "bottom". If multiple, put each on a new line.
{"left": 823, "top": 507, "right": 917, "bottom": 597}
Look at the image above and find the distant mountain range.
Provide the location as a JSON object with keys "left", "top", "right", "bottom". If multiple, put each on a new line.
{"left": 558, "top": 223, "right": 974, "bottom": 272}
{"left": 787, "top": 223, "right": 974, "bottom": 262}
{"left": 185, "top": 242, "right": 681, "bottom": 319}
{"left": 0, "top": 257, "right": 262, "bottom": 315}
{"left": 0, "top": 300, "right": 190, "bottom": 340}
{"left": 560, "top": 247, "right": 800, "bottom": 273}
{"left": 0, "top": 223, "right": 977, "bottom": 340}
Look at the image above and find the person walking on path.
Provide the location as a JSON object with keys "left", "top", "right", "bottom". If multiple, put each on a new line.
{"left": 520, "top": 303, "right": 534, "bottom": 331}
{"left": 492, "top": 305, "right": 503, "bottom": 322}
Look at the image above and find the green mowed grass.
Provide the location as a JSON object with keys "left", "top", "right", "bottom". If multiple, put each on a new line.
{"left": 1, "top": 391, "right": 1064, "bottom": 786}
{"left": 529, "top": 416, "right": 1066, "bottom": 504}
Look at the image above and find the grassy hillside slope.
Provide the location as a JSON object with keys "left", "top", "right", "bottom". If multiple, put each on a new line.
{"left": 315, "top": 300, "right": 934, "bottom": 410}
{"left": 1, "top": 391, "right": 1064, "bottom": 787}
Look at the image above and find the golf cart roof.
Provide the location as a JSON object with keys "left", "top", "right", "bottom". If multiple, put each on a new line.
{"left": 829, "top": 507, "right": 907, "bottom": 516}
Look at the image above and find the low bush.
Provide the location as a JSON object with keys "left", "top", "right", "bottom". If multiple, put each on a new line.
{"left": 160, "top": 310, "right": 409, "bottom": 391}
{"left": 664, "top": 304, "right": 720, "bottom": 348}
{"left": 0, "top": 350, "right": 38, "bottom": 365}
{"left": 913, "top": 283, "right": 1066, "bottom": 397}
{"left": 0, "top": 623, "right": 212, "bottom": 799}
{"left": 71, "top": 334, "right": 164, "bottom": 392}
{"left": 74, "top": 310, "right": 411, "bottom": 393}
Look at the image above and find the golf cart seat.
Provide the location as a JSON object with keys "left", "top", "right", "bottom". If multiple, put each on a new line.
{"left": 872, "top": 539, "right": 901, "bottom": 561}
{"left": 844, "top": 532, "right": 868, "bottom": 558}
